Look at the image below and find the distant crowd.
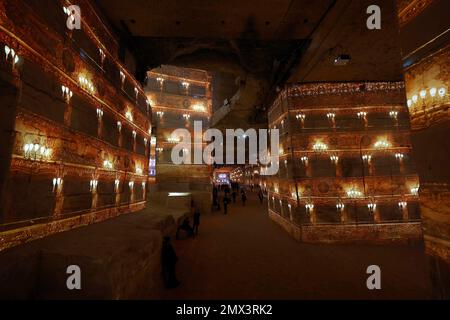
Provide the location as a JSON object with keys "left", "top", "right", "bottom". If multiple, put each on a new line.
{"left": 212, "top": 183, "right": 264, "bottom": 214}
{"left": 162, "top": 184, "right": 266, "bottom": 289}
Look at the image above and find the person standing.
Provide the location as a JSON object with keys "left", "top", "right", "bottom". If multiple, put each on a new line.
{"left": 176, "top": 217, "right": 194, "bottom": 239}
{"left": 232, "top": 190, "right": 237, "bottom": 203}
{"left": 161, "top": 236, "right": 180, "bottom": 289}
{"left": 193, "top": 207, "right": 201, "bottom": 236}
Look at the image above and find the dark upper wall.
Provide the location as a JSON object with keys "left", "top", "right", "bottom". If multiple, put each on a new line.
{"left": 288, "top": 0, "right": 404, "bottom": 83}
{"left": 94, "top": 0, "right": 334, "bottom": 39}
{"left": 211, "top": 72, "right": 239, "bottom": 113}
{"left": 399, "top": 0, "right": 450, "bottom": 66}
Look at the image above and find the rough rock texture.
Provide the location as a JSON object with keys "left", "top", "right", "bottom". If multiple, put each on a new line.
{"left": 264, "top": 81, "right": 422, "bottom": 243}
{"left": 0, "top": 205, "right": 189, "bottom": 299}
{"left": 0, "top": 0, "right": 151, "bottom": 252}
{"left": 399, "top": 0, "right": 450, "bottom": 298}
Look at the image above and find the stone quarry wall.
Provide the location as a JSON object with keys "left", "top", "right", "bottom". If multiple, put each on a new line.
{"left": 146, "top": 66, "right": 213, "bottom": 210}
{"left": 405, "top": 45, "right": 450, "bottom": 265}
{"left": 0, "top": 207, "right": 183, "bottom": 299}
{"left": 264, "top": 82, "right": 423, "bottom": 243}
{"left": 398, "top": 0, "right": 450, "bottom": 298}
{"left": 397, "top": 0, "right": 450, "bottom": 299}
{"left": 0, "top": 0, "right": 152, "bottom": 251}
{"left": 269, "top": 210, "right": 423, "bottom": 244}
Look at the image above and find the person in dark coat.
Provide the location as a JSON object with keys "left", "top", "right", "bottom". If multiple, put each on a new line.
{"left": 212, "top": 187, "right": 218, "bottom": 208}
{"left": 161, "top": 236, "right": 180, "bottom": 289}
{"left": 216, "top": 194, "right": 221, "bottom": 211}
{"left": 241, "top": 190, "right": 247, "bottom": 206}
{"left": 223, "top": 195, "right": 229, "bottom": 214}
{"left": 258, "top": 189, "right": 264, "bottom": 204}
{"left": 176, "top": 217, "right": 194, "bottom": 239}
{"left": 193, "top": 207, "right": 201, "bottom": 236}
{"left": 232, "top": 190, "right": 237, "bottom": 203}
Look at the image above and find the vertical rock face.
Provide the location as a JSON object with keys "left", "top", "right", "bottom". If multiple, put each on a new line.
{"left": 0, "top": 0, "right": 151, "bottom": 251}
{"left": 212, "top": 74, "right": 269, "bottom": 129}
{"left": 264, "top": 82, "right": 423, "bottom": 243}
{"left": 398, "top": 0, "right": 450, "bottom": 298}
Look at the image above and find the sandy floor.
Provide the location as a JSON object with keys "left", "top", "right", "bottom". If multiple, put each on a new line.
{"left": 163, "top": 192, "right": 432, "bottom": 300}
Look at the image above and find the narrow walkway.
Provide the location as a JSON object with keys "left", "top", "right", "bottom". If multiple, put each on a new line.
{"left": 163, "top": 192, "right": 432, "bottom": 299}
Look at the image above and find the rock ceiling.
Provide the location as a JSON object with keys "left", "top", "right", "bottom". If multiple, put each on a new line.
{"left": 95, "top": 0, "right": 404, "bottom": 129}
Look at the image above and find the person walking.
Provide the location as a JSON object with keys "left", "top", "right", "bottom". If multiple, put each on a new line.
{"left": 258, "top": 189, "right": 264, "bottom": 204}
{"left": 223, "top": 195, "right": 229, "bottom": 214}
{"left": 216, "top": 193, "right": 221, "bottom": 211}
{"left": 212, "top": 187, "right": 218, "bottom": 210}
{"left": 241, "top": 190, "right": 247, "bottom": 206}
{"left": 161, "top": 236, "right": 180, "bottom": 289}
